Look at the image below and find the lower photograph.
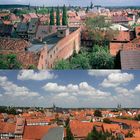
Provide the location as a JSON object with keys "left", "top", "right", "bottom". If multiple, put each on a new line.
{"left": 0, "top": 70, "right": 140, "bottom": 140}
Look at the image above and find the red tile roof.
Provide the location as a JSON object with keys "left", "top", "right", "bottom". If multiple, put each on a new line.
{"left": 23, "top": 125, "right": 55, "bottom": 140}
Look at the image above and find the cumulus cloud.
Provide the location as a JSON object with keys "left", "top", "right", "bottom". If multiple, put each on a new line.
{"left": 0, "top": 76, "right": 39, "bottom": 97}
{"left": 88, "top": 70, "right": 120, "bottom": 77}
{"left": 135, "top": 84, "right": 140, "bottom": 92}
{"left": 43, "top": 82, "right": 111, "bottom": 98}
{"left": 17, "top": 70, "right": 57, "bottom": 81}
{"left": 101, "top": 72, "right": 134, "bottom": 87}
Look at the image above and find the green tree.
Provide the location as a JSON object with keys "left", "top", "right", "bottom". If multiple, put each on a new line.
{"left": 50, "top": 7, "right": 55, "bottom": 25}
{"left": 90, "top": 45, "right": 114, "bottom": 69}
{"left": 86, "top": 6, "right": 89, "bottom": 13}
{"left": 87, "top": 126, "right": 115, "bottom": 140}
{"left": 90, "top": 2, "right": 93, "bottom": 9}
{"left": 94, "top": 110, "right": 102, "bottom": 117}
{"left": 56, "top": 6, "right": 61, "bottom": 25}
{"left": 62, "top": 5, "right": 68, "bottom": 25}
{"left": 54, "top": 59, "right": 71, "bottom": 69}
{"left": 103, "top": 118, "right": 111, "bottom": 124}
{"left": 85, "top": 16, "right": 118, "bottom": 45}
{"left": 125, "top": 130, "right": 134, "bottom": 138}
{"left": 70, "top": 52, "right": 91, "bottom": 69}
{"left": 0, "top": 54, "right": 21, "bottom": 69}
{"left": 66, "top": 125, "right": 74, "bottom": 140}
{"left": 134, "top": 114, "right": 140, "bottom": 121}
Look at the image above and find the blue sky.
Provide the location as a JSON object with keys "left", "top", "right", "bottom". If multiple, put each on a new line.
{"left": 0, "top": 70, "right": 140, "bottom": 108}
{"left": 0, "top": 0, "right": 140, "bottom": 6}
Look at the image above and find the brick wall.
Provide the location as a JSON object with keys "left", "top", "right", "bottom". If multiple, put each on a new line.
{"left": 135, "top": 26, "right": 140, "bottom": 39}
{"left": 37, "top": 45, "right": 48, "bottom": 69}
{"left": 46, "top": 28, "right": 81, "bottom": 68}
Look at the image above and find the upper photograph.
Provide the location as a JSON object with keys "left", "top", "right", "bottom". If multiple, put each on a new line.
{"left": 0, "top": 0, "right": 140, "bottom": 69}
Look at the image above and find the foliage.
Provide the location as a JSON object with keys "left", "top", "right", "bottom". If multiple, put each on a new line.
{"left": 86, "top": 126, "right": 114, "bottom": 140}
{"left": 50, "top": 7, "right": 55, "bottom": 25}
{"left": 36, "top": 8, "right": 48, "bottom": 14}
{"left": 54, "top": 59, "right": 71, "bottom": 69}
{"left": 0, "top": 106, "right": 18, "bottom": 115}
{"left": 134, "top": 114, "right": 140, "bottom": 121}
{"left": 66, "top": 125, "right": 74, "bottom": 140}
{"left": 65, "top": 118, "right": 70, "bottom": 127}
{"left": 62, "top": 5, "right": 68, "bottom": 25}
{"left": 86, "top": 6, "right": 89, "bottom": 13}
{"left": 56, "top": 6, "right": 61, "bottom": 25}
{"left": 94, "top": 110, "right": 102, "bottom": 117}
{"left": 103, "top": 118, "right": 111, "bottom": 124}
{"left": 125, "top": 130, "right": 134, "bottom": 138}
{"left": 90, "top": 2, "right": 93, "bottom": 9}
{"left": 70, "top": 51, "right": 91, "bottom": 69}
{"left": 89, "top": 45, "right": 114, "bottom": 69}
{"left": 28, "top": 64, "right": 36, "bottom": 69}
{"left": 0, "top": 54, "right": 21, "bottom": 69}
{"left": 13, "top": 9, "right": 32, "bottom": 16}
{"left": 85, "top": 16, "right": 118, "bottom": 44}
{"left": 54, "top": 45, "right": 115, "bottom": 69}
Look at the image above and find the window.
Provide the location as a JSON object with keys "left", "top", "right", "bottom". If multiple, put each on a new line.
{"left": 60, "top": 31, "right": 63, "bottom": 34}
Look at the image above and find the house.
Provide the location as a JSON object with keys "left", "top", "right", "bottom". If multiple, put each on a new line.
{"left": 0, "top": 23, "right": 14, "bottom": 37}
{"left": 0, "top": 122, "right": 16, "bottom": 139}
{"left": 23, "top": 125, "right": 56, "bottom": 140}
{"left": 16, "top": 18, "right": 39, "bottom": 41}
{"left": 41, "top": 127, "right": 64, "bottom": 140}
{"left": 112, "top": 15, "right": 129, "bottom": 25}
{"left": 43, "top": 27, "right": 81, "bottom": 68}
{"left": 0, "top": 37, "right": 47, "bottom": 69}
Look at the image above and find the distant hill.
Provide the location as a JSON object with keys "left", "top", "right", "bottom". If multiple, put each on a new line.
{"left": 0, "top": 4, "right": 30, "bottom": 9}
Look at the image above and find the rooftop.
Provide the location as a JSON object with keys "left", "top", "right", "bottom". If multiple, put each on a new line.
{"left": 42, "top": 127, "right": 64, "bottom": 140}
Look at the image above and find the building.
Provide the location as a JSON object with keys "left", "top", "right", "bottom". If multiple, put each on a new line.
{"left": 44, "top": 27, "right": 81, "bottom": 68}
{"left": 0, "top": 37, "right": 47, "bottom": 69}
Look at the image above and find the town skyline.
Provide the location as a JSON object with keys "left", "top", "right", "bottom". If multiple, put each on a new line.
{"left": 0, "top": 70, "right": 140, "bottom": 108}
{"left": 0, "top": 0, "right": 140, "bottom": 6}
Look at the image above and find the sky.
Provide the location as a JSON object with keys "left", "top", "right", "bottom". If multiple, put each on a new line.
{"left": 0, "top": 0, "right": 140, "bottom": 7}
{"left": 0, "top": 70, "right": 140, "bottom": 108}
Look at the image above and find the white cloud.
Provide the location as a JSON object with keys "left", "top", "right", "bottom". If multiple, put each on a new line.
{"left": 88, "top": 70, "right": 120, "bottom": 77}
{"left": 115, "top": 87, "right": 133, "bottom": 97}
{"left": 43, "top": 82, "right": 111, "bottom": 98}
{"left": 0, "top": 76, "right": 39, "bottom": 97}
{"left": 43, "top": 83, "right": 66, "bottom": 92}
{"left": 17, "top": 70, "right": 57, "bottom": 81}
{"left": 57, "top": 92, "right": 69, "bottom": 97}
{"left": 101, "top": 72, "right": 134, "bottom": 87}
{"left": 135, "top": 84, "right": 140, "bottom": 92}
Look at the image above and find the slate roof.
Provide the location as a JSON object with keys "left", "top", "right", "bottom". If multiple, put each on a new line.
{"left": 120, "top": 50, "right": 140, "bottom": 69}
{"left": 41, "top": 127, "right": 64, "bottom": 140}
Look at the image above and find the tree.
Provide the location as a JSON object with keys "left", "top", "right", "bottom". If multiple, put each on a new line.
{"left": 85, "top": 16, "right": 118, "bottom": 45}
{"left": 90, "top": 45, "right": 114, "bottom": 69}
{"left": 134, "top": 114, "right": 140, "bottom": 121}
{"left": 0, "top": 54, "right": 21, "bottom": 69}
{"left": 94, "top": 110, "right": 102, "bottom": 117}
{"left": 56, "top": 6, "right": 61, "bottom": 25}
{"left": 125, "top": 130, "right": 134, "bottom": 138}
{"left": 86, "top": 6, "right": 89, "bottom": 13}
{"left": 62, "top": 5, "right": 68, "bottom": 25}
{"left": 90, "top": 2, "right": 93, "bottom": 9}
{"left": 50, "top": 7, "right": 55, "bottom": 25}
{"left": 66, "top": 125, "right": 74, "bottom": 140}
{"left": 87, "top": 126, "right": 114, "bottom": 140}
{"left": 103, "top": 118, "right": 111, "bottom": 124}
{"left": 54, "top": 59, "right": 71, "bottom": 69}
{"left": 70, "top": 52, "right": 91, "bottom": 69}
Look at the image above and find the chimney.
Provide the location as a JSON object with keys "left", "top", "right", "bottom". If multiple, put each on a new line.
{"left": 57, "top": 26, "right": 70, "bottom": 38}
